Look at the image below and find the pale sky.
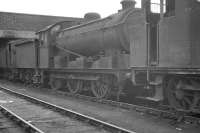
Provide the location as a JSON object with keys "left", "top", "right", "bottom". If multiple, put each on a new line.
{"left": 0, "top": 0, "right": 145, "bottom": 18}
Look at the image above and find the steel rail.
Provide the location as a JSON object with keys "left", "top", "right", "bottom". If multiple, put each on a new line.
{"left": 0, "top": 85, "right": 136, "bottom": 133}
{"left": 55, "top": 91, "right": 200, "bottom": 124}
{"left": 0, "top": 104, "right": 44, "bottom": 133}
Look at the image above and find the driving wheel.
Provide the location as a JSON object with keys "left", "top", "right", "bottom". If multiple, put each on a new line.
{"left": 165, "top": 78, "right": 195, "bottom": 110}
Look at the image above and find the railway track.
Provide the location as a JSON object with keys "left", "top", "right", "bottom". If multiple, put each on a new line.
{"left": 0, "top": 85, "right": 136, "bottom": 133}
{"left": 0, "top": 80, "right": 200, "bottom": 133}
{"left": 0, "top": 104, "right": 43, "bottom": 133}
{"left": 53, "top": 90, "right": 200, "bottom": 125}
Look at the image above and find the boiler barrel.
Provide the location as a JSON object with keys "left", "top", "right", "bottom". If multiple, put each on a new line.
{"left": 56, "top": 18, "right": 129, "bottom": 56}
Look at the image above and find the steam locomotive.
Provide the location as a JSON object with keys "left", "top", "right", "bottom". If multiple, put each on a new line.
{"left": 0, "top": 0, "right": 200, "bottom": 113}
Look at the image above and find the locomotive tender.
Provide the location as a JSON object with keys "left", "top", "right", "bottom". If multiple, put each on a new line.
{"left": 0, "top": 0, "right": 200, "bottom": 113}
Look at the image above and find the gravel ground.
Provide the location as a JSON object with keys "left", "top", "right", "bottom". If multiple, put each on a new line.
{"left": 0, "top": 80, "right": 199, "bottom": 133}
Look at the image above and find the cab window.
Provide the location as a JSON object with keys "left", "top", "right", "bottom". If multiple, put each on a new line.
{"left": 150, "top": 0, "right": 167, "bottom": 13}
{"left": 149, "top": 0, "right": 175, "bottom": 17}
{"left": 164, "top": 0, "right": 175, "bottom": 17}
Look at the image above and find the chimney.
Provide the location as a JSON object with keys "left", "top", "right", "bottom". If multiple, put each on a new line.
{"left": 120, "top": 0, "right": 136, "bottom": 10}
{"left": 142, "top": 0, "right": 150, "bottom": 10}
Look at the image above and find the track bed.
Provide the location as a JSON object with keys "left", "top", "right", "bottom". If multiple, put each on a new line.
{"left": 0, "top": 80, "right": 200, "bottom": 133}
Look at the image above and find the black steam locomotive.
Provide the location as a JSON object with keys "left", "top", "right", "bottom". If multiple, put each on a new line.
{"left": 0, "top": 0, "right": 200, "bottom": 113}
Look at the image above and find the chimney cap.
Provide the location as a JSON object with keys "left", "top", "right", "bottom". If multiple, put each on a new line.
{"left": 120, "top": 0, "right": 136, "bottom": 10}
{"left": 120, "top": 0, "right": 136, "bottom": 4}
{"left": 84, "top": 12, "right": 101, "bottom": 21}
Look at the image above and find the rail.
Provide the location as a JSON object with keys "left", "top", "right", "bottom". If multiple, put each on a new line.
{"left": 0, "top": 104, "right": 44, "bottom": 133}
{"left": 0, "top": 85, "right": 136, "bottom": 133}
{"left": 54, "top": 90, "right": 200, "bottom": 125}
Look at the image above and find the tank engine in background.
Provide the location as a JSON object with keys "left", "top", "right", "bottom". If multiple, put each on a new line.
{"left": 1, "top": 0, "right": 200, "bottom": 113}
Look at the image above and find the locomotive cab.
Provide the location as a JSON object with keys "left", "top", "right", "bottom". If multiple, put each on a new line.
{"left": 129, "top": 0, "right": 200, "bottom": 113}
{"left": 157, "top": 0, "right": 200, "bottom": 112}
{"left": 159, "top": 0, "right": 200, "bottom": 68}
{"left": 132, "top": 0, "right": 200, "bottom": 112}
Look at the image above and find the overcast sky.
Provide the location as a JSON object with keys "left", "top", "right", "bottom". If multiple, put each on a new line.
{"left": 0, "top": 0, "right": 145, "bottom": 18}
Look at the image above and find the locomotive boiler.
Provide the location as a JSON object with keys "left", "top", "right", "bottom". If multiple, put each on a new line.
{"left": 56, "top": 11, "right": 130, "bottom": 57}
{"left": 47, "top": 0, "right": 139, "bottom": 70}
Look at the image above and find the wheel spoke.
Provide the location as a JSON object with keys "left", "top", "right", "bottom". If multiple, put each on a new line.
{"left": 91, "top": 80, "right": 110, "bottom": 99}
{"left": 183, "top": 96, "right": 192, "bottom": 106}
{"left": 67, "top": 80, "right": 82, "bottom": 94}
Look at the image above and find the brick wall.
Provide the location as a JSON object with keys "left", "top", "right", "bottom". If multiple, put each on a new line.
{"left": 0, "top": 12, "right": 82, "bottom": 31}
